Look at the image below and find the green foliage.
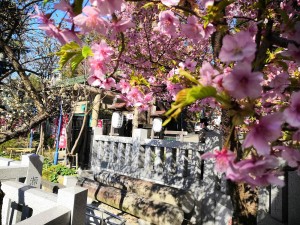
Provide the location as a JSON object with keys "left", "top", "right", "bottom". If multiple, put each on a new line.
{"left": 42, "top": 158, "right": 77, "bottom": 183}
{"left": 130, "top": 74, "right": 150, "bottom": 88}
{"left": 164, "top": 86, "right": 217, "bottom": 125}
{"left": 56, "top": 42, "right": 94, "bottom": 73}
{"left": 0, "top": 137, "right": 37, "bottom": 152}
{"left": 178, "top": 69, "right": 200, "bottom": 85}
{"left": 203, "top": 0, "right": 234, "bottom": 27}
{"left": 82, "top": 46, "right": 93, "bottom": 58}
{"left": 143, "top": 2, "right": 155, "bottom": 9}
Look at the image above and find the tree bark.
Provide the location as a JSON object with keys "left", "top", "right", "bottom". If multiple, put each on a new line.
{"left": 228, "top": 125, "right": 258, "bottom": 225}
{"left": 0, "top": 112, "right": 50, "bottom": 144}
{"left": 229, "top": 181, "right": 258, "bottom": 225}
{"left": 36, "top": 122, "right": 45, "bottom": 155}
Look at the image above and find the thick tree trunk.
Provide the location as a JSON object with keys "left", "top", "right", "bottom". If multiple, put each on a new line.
{"left": 229, "top": 181, "right": 258, "bottom": 225}
{"left": 227, "top": 121, "right": 258, "bottom": 225}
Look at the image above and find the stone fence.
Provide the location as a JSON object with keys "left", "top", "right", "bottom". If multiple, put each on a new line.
{"left": 89, "top": 129, "right": 300, "bottom": 225}
{"left": 0, "top": 155, "right": 87, "bottom": 225}
{"left": 2, "top": 181, "right": 87, "bottom": 225}
{"left": 89, "top": 129, "right": 223, "bottom": 224}
{"left": 90, "top": 129, "right": 222, "bottom": 190}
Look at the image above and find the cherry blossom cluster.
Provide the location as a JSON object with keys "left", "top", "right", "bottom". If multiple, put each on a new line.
{"left": 34, "top": 0, "right": 300, "bottom": 187}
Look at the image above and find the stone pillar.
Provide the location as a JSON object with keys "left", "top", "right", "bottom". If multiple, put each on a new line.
{"left": 57, "top": 186, "right": 87, "bottom": 225}
{"left": 132, "top": 129, "right": 148, "bottom": 169}
{"left": 22, "top": 154, "right": 44, "bottom": 188}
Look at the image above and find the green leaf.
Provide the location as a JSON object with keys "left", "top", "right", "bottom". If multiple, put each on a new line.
{"left": 82, "top": 46, "right": 93, "bottom": 58}
{"left": 143, "top": 2, "right": 155, "bottom": 9}
{"left": 43, "top": 0, "right": 50, "bottom": 6}
{"left": 179, "top": 69, "right": 200, "bottom": 85}
{"left": 158, "top": 3, "right": 168, "bottom": 11}
{"left": 56, "top": 42, "right": 81, "bottom": 69}
{"left": 71, "top": 54, "right": 84, "bottom": 72}
{"left": 186, "top": 86, "right": 217, "bottom": 104}
{"left": 164, "top": 86, "right": 217, "bottom": 125}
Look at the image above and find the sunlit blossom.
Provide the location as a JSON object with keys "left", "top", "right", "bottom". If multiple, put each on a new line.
{"left": 201, "top": 148, "right": 235, "bottom": 173}
{"left": 219, "top": 31, "right": 256, "bottom": 62}
{"left": 222, "top": 62, "right": 263, "bottom": 99}
{"left": 73, "top": 6, "right": 107, "bottom": 34}
{"left": 243, "top": 113, "right": 284, "bottom": 155}
{"left": 283, "top": 91, "right": 300, "bottom": 127}
{"left": 156, "top": 10, "right": 179, "bottom": 37}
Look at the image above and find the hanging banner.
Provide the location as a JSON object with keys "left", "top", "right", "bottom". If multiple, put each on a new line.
{"left": 97, "top": 119, "right": 103, "bottom": 128}
{"left": 59, "top": 115, "right": 68, "bottom": 148}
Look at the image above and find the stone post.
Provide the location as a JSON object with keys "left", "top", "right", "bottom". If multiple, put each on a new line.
{"left": 57, "top": 186, "right": 87, "bottom": 225}
{"left": 22, "top": 154, "right": 44, "bottom": 188}
{"left": 132, "top": 129, "right": 148, "bottom": 170}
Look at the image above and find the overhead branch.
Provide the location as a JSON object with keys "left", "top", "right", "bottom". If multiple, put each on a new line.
{"left": 0, "top": 112, "right": 50, "bottom": 144}
{"left": 0, "top": 38, "right": 45, "bottom": 112}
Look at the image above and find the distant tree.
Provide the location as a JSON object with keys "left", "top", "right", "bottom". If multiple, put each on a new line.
{"left": 0, "top": 0, "right": 73, "bottom": 144}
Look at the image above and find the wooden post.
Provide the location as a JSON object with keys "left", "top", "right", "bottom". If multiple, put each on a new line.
{"left": 90, "top": 94, "right": 101, "bottom": 127}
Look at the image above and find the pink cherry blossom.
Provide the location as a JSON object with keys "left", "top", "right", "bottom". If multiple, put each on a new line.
{"left": 148, "top": 76, "right": 157, "bottom": 84}
{"left": 54, "top": 0, "right": 74, "bottom": 18}
{"left": 90, "top": 0, "right": 124, "bottom": 15}
{"left": 219, "top": 31, "right": 256, "bottom": 62}
{"left": 117, "top": 79, "right": 131, "bottom": 93}
{"left": 203, "top": 23, "right": 216, "bottom": 39}
{"left": 293, "top": 129, "right": 300, "bottom": 141}
{"left": 236, "top": 156, "right": 279, "bottom": 176}
{"left": 199, "top": 61, "right": 218, "bottom": 86}
{"left": 247, "top": 173, "right": 284, "bottom": 188}
{"left": 87, "top": 74, "right": 104, "bottom": 87}
{"left": 100, "top": 77, "right": 116, "bottom": 90}
{"left": 161, "top": 0, "right": 180, "bottom": 7}
{"left": 286, "top": 44, "right": 300, "bottom": 64}
{"left": 269, "top": 72, "right": 290, "bottom": 93}
{"left": 156, "top": 10, "right": 179, "bottom": 37}
{"left": 222, "top": 62, "right": 263, "bottom": 99}
{"left": 180, "top": 58, "right": 197, "bottom": 72}
{"left": 226, "top": 156, "right": 284, "bottom": 188}
{"left": 59, "top": 30, "right": 81, "bottom": 44}
{"left": 181, "top": 16, "right": 205, "bottom": 42}
{"left": 91, "top": 40, "right": 114, "bottom": 62}
{"left": 126, "top": 87, "right": 143, "bottom": 106}
{"left": 31, "top": 5, "right": 49, "bottom": 24}
{"left": 202, "top": 0, "right": 214, "bottom": 9}
{"left": 143, "top": 92, "right": 153, "bottom": 103}
{"left": 283, "top": 91, "right": 300, "bottom": 127}
{"left": 111, "top": 19, "right": 135, "bottom": 34}
{"left": 73, "top": 6, "right": 107, "bottom": 34}
{"left": 89, "top": 57, "right": 107, "bottom": 75}
{"left": 212, "top": 74, "right": 224, "bottom": 92}
{"left": 166, "top": 82, "right": 182, "bottom": 100}
{"left": 275, "top": 146, "right": 300, "bottom": 168}
{"left": 243, "top": 113, "right": 284, "bottom": 155}
{"left": 201, "top": 148, "right": 236, "bottom": 173}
